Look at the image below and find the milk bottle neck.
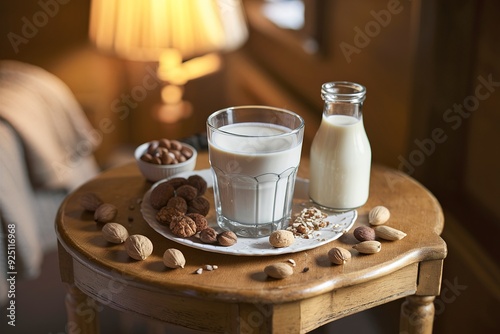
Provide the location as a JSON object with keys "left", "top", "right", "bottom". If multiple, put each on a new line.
{"left": 321, "top": 81, "right": 366, "bottom": 121}
{"left": 322, "top": 101, "right": 364, "bottom": 121}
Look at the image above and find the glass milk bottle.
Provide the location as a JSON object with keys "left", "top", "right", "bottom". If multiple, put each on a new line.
{"left": 309, "top": 81, "right": 371, "bottom": 211}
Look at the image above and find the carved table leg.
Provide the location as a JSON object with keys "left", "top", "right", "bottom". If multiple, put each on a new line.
{"left": 64, "top": 284, "right": 100, "bottom": 334}
{"left": 400, "top": 295, "right": 436, "bottom": 334}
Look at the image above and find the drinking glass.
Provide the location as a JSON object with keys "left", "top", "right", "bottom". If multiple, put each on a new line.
{"left": 207, "top": 106, "right": 305, "bottom": 238}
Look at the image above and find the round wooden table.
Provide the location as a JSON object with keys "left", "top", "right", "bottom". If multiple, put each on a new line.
{"left": 56, "top": 152, "right": 446, "bottom": 333}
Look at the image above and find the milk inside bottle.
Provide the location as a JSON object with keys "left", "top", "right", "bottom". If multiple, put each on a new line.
{"left": 309, "top": 82, "right": 371, "bottom": 211}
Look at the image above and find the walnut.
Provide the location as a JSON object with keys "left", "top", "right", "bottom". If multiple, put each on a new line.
{"left": 175, "top": 185, "right": 198, "bottom": 201}
{"left": 187, "top": 175, "right": 207, "bottom": 195}
{"left": 125, "top": 234, "right": 153, "bottom": 260}
{"left": 166, "top": 196, "right": 187, "bottom": 213}
{"left": 164, "top": 177, "right": 188, "bottom": 189}
{"left": 170, "top": 215, "right": 197, "bottom": 238}
{"left": 156, "top": 207, "right": 183, "bottom": 225}
{"left": 217, "top": 231, "right": 237, "bottom": 246}
{"left": 187, "top": 196, "right": 210, "bottom": 216}
{"left": 199, "top": 227, "right": 218, "bottom": 244}
{"left": 163, "top": 248, "right": 186, "bottom": 269}
{"left": 150, "top": 182, "right": 175, "bottom": 209}
{"left": 186, "top": 213, "right": 208, "bottom": 231}
{"left": 102, "top": 223, "right": 129, "bottom": 244}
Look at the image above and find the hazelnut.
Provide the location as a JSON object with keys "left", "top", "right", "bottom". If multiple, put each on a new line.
{"left": 166, "top": 196, "right": 187, "bottom": 214}
{"left": 353, "top": 226, "right": 376, "bottom": 242}
{"left": 158, "top": 138, "right": 171, "bottom": 149}
{"left": 199, "top": 227, "right": 218, "bottom": 244}
{"left": 140, "top": 139, "right": 194, "bottom": 166}
{"left": 150, "top": 182, "right": 175, "bottom": 209}
{"left": 187, "top": 196, "right": 210, "bottom": 216}
{"left": 170, "top": 215, "right": 197, "bottom": 238}
{"left": 217, "top": 231, "right": 237, "bottom": 246}
{"left": 176, "top": 185, "right": 198, "bottom": 201}
{"left": 140, "top": 153, "right": 154, "bottom": 163}
{"left": 181, "top": 147, "right": 193, "bottom": 159}
{"left": 186, "top": 213, "right": 208, "bottom": 231}
{"left": 170, "top": 140, "right": 183, "bottom": 151}
{"left": 147, "top": 141, "right": 159, "bottom": 155}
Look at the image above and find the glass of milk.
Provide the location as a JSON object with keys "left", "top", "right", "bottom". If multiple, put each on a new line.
{"left": 207, "top": 106, "right": 305, "bottom": 238}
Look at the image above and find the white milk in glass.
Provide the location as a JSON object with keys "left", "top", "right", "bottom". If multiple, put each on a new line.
{"left": 209, "top": 123, "right": 302, "bottom": 225}
{"left": 309, "top": 114, "right": 371, "bottom": 210}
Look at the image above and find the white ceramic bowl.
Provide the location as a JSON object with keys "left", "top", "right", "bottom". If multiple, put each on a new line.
{"left": 134, "top": 142, "right": 197, "bottom": 182}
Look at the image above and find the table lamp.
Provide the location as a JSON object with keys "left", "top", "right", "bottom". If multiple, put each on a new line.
{"left": 89, "top": 0, "right": 248, "bottom": 123}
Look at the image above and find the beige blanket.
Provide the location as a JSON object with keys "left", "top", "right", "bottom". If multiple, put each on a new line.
{"left": 0, "top": 60, "right": 99, "bottom": 190}
{"left": 0, "top": 60, "right": 100, "bottom": 304}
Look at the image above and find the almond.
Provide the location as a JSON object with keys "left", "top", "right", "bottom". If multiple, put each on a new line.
{"left": 353, "top": 240, "right": 382, "bottom": 254}
{"left": 374, "top": 225, "right": 407, "bottom": 241}
{"left": 264, "top": 263, "right": 293, "bottom": 279}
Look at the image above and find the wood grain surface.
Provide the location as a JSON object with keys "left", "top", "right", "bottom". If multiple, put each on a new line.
{"left": 56, "top": 152, "right": 447, "bottom": 333}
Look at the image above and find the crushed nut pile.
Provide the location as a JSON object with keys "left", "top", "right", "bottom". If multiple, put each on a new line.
{"left": 287, "top": 206, "right": 329, "bottom": 238}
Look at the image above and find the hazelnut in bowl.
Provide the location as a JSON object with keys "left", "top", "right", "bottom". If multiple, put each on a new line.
{"left": 135, "top": 139, "right": 197, "bottom": 182}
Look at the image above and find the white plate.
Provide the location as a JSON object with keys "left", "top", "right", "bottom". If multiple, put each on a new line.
{"left": 141, "top": 169, "right": 357, "bottom": 256}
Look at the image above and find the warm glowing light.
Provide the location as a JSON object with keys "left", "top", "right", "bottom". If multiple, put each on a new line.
{"left": 89, "top": 0, "right": 247, "bottom": 123}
